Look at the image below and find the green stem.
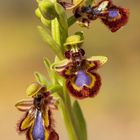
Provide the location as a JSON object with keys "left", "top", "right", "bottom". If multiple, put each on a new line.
{"left": 58, "top": 97, "right": 79, "bottom": 140}
{"left": 51, "top": 16, "right": 81, "bottom": 140}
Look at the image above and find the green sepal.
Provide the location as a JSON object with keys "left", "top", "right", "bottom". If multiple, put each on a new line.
{"left": 72, "top": 101, "right": 87, "bottom": 140}
{"left": 26, "top": 82, "right": 43, "bottom": 97}
{"left": 37, "top": 26, "right": 63, "bottom": 59}
{"left": 34, "top": 72, "right": 49, "bottom": 86}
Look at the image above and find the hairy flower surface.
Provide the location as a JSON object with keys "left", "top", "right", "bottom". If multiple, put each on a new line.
{"left": 15, "top": 83, "right": 59, "bottom": 140}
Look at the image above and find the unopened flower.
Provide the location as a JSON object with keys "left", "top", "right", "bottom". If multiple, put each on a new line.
{"left": 52, "top": 35, "right": 107, "bottom": 99}
{"left": 15, "top": 83, "right": 59, "bottom": 140}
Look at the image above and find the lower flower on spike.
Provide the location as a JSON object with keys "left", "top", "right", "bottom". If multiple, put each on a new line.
{"left": 53, "top": 56, "right": 107, "bottom": 99}
{"left": 15, "top": 83, "right": 59, "bottom": 140}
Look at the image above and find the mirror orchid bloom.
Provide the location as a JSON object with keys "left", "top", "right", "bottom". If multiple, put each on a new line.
{"left": 15, "top": 83, "right": 59, "bottom": 140}
{"left": 59, "top": 0, "right": 129, "bottom": 32}
{"left": 52, "top": 56, "right": 107, "bottom": 99}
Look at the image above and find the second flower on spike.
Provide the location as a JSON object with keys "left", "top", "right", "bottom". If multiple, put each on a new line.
{"left": 52, "top": 34, "right": 107, "bottom": 99}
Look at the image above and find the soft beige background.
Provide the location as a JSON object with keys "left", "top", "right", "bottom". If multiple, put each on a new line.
{"left": 0, "top": 0, "right": 140, "bottom": 140}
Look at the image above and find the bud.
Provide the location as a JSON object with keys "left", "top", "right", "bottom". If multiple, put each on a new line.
{"left": 39, "top": 0, "right": 57, "bottom": 20}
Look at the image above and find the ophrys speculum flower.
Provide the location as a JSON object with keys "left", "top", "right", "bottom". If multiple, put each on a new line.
{"left": 60, "top": 0, "right": 129, "bottom": 32}
{"left": 52, "top": 35, "right": 107, "bottom": 99}
{"left": 15, "top": 83, "right": 59, "bottom": 140}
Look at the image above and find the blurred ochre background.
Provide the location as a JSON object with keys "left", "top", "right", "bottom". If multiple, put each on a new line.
{"left": 0, "top": 0, "right": 140, "bottom": 140}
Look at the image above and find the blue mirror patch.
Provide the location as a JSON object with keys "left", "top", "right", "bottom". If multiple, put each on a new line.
{"left": 32, "top": 110, "right": 45, "bottom": 140}
{"left": 109, "top": 9, "right": 119, "bottom": 18}
{"left": 75, "top": 70, "right": 91, "bottom": 87}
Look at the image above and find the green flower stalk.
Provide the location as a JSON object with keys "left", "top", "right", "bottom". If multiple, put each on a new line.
{"left": 15, "top": 0, "right": 129, "bottom": 139}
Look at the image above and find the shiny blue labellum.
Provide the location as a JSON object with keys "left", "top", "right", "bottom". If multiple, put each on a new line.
{"left": 109, "top": 9, "right": 119, "bottom": 18}
{"left": 32, "top": 110, "right": 45, "bottom": 140}
{"left": 75, "top": 70, "right": 91, "bottom": 87}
